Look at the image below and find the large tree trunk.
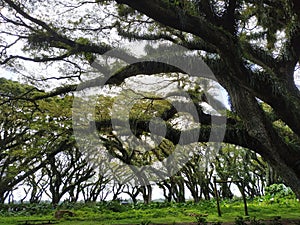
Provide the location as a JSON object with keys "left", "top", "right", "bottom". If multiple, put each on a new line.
{"left": 226, "top": 82, "right": 300, "bottom": 198}
{"left": 140, "top": 185, "right": 152, "bottom": 204}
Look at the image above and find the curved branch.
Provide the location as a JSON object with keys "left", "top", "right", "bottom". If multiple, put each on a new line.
{"left": 93, "top": 116, "right": 269, "bottom": 160}
{"left": 0, "top": 53, "right": 71, "bottom": 65}
{"left": 117, "top": 27, "right": 217, "bottom": 53}
{"left": 106, "top": 61, "right": 184, "bottom": 85}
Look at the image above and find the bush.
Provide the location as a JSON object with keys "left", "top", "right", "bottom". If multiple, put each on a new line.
{"left": 106, "top": 201, "right": 127, "bottom": 212}
{"left": 0, "top": 202, "right": 53, "bottom": 216}
{"left": 195, "top": 215, "right": 207, "bottom": 225}
{"left": 264, "top": 184, "right": 295, "bottom": 199}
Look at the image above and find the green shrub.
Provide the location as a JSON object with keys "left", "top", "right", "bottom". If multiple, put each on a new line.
{"left": 105, "top": 201, "right": 127, "bottom": 212}
{"left": 195, "top": 215, "right": 207, "bottom": 225}
{"left": 264, "top": 184, "right": 295, "bottom": 199}
{"left": 0, "top": 202, "right": 52, "bottom": 216}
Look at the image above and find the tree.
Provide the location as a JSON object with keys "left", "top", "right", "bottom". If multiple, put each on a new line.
{"left": 80, "top": 165, "right": 111, "bottom": 202}
{"left": 45, "top": 143, "right": 95, "bottom": 206}
{"left": 1, "top": 0, "right": 300, "bottom": 197}
{"left": 0, "top": 78, "right": 67, "bottom": 203}
{"left": 181, "top": 146, "right": 215, "bottom": 202}
{"left": 0, "top": 78, "right": 82, "bottom": 204}
{"left": 215, "top": 144, "right": 267, "bottom": 198}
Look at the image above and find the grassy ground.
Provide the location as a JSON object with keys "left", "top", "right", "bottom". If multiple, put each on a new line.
{"left": 1, "top": 198, "right": 299, "bottom": 225}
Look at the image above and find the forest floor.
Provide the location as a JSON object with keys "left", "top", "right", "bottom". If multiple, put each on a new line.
{"left": 19, "top": 220, "right": 300, "bottom": 225}
{"left": 190, "top": 220, "right": 298, "bottom": 224}
{"left": 2, "top": 198, "right": 300, "bottom": 225}
{"left": 119, "top": 220, "right": 300, "bottom": 225}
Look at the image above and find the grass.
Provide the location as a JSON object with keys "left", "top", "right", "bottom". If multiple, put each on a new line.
{"left": 1, "top": 198, "right": 299, "bottom": 225}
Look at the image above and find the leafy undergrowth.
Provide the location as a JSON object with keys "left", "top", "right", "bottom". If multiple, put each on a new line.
{"left": 1, "top": 197, "right": 300, "bottom": 225}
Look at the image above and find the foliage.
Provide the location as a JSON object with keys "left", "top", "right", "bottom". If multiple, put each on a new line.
{"left": 195, "top": 215, "right": 207, "bottom": 225}
{"left": 0, "top": 202, "right": 53, "bottom": 216}
{"left": 264, "top": 184, "right": 295, "bottom": 199}
{"left": 105, "top": 201, "right": 128, "bottom": 213}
